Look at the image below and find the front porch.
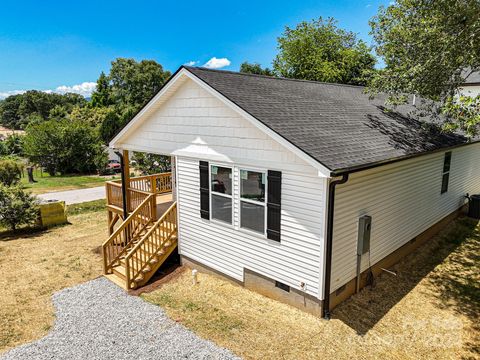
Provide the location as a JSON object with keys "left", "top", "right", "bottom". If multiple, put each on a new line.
{"left": 105, "top": 171, "right": 174, "bottom": 234}
{"left": 102, "top": 150, "right": 178, "bottom": 290}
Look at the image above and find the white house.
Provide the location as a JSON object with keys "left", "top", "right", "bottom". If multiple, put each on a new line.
{"left": 104, "top": 66, "right": 480, "bottom": 318}
{"left": 459, "top": 69, "right": 480, "bottom": 97}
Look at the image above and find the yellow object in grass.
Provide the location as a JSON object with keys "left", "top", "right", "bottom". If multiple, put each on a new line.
{"left": 38, "top": 201, "right": 68, "bottom": 227}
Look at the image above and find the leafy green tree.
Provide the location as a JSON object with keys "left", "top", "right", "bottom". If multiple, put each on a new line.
{"left": 132, "top": 152, "right": 171, "bottom": 175}
{"left": 240, "top": 62, "right": 274, "bottom": 76}
{"left": 23, "top": 119, "right": 106, "bottom": 175}
{"left": 0, "top": 184, "right": 38, "bottom": 231}
{"left": 0, "top": 91, "right": 86, "bottom": 129}
{"left": 99, "top": 110, "right": 123, "bottom": 144}
{"left": 369, "top": 0, "right": 480, "bottom": 136}
{"left": 91, "top": 71, "right": 112, "bottom": 108}
{"left": 442, "top": 95, "right": 480, "bottom": 137}
{"left": 4, "top": 134, "right": 24, "bottom": 156}
{"left": 273, "top": 17, "right": 376, "bottom": 85}
{"left": 0, "top": 158, "right": 23, "bottom": 186}
{"left": 0, "top": 141, "right": 7, "bottom": 156}
{"left": 68, "top": 105, "right": 114, "bottom": 127}
{"left": 96, "top": 58, "right": 171, "bottom": 108}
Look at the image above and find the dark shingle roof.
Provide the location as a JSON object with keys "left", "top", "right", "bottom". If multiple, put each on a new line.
{"left": 185, "top": 66, "right": 473, "bottom": 173}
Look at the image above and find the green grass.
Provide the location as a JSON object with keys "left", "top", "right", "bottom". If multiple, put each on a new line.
{"left": 66, "top": 199, "right": 106, "bottom": 216}
{"left": 20, "top": 168, "right": 119, "bottom": 194}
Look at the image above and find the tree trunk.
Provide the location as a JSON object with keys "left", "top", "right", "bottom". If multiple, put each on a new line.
{"left": 27, "top": 167, "right": 36, "bottom": 183}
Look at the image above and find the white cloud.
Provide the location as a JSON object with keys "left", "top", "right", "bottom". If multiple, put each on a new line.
{"left": 55, "top": 82, "right": 97, "bottom": 97}
{"left": 0, "top": 82, "right": 97, "bottom": 100}
{"left": 0, "top": 90, "right": 26, "bottom": 100}
{"left": 184, "top": 60, "right": 198, "bottom": 66}
{"left": 203, "top": 57, "right": 231, "bottom": 69}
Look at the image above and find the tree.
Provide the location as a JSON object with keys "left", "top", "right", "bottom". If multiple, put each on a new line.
{"left": 369, "top": 0, "right": 480, "bottom": 136}
{"left": 0, "top": 141, "right": 7, "bottom": 156}
{"left": 132, "top": 152, "right": 171, "bottom": 175}
{"left": 91, "top": 71, "right": 112, "bottom": 108}
{"left": 23, "top": 119, "right": 106, "bottom": 175}
{"left": 3, "top": 134, "right": 24, "bottom": 156}
{"left": 240, "top": 62, "right": 274, "bottom": 76}
{"left": 0, "top": 158, "right": 23, "bottom": 186}
{"left": 442, "top": 95, "right": 480, "bottom": 137}
{"left": 0, "top": 91, "right": 86, "bottom": 129}
{"left": 273, "top": 17, "right": 376, "bottom": 85}
{"left": 93, "top": 58, "right": 171, "bottom": 109}
{"left": 0, "top": 184, "right": 38, "bottom": 231}
{"left": 68, "top": 105, "right": 113, "bottom": 127}
{"left": 98, "top": 110, "right": 123, "bottom": 144}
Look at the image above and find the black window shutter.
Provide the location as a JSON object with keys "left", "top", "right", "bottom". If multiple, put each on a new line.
{"left": 267, "top": 170, "right": 281, "bottom": 241}
{"left": 199, "top": 161, "right": 210, "bottom": 219}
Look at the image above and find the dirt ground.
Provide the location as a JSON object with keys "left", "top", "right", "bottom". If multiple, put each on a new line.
{"left": 143, "top": 217, "right": 480, "bottom": 360}
{"left": 0, "top": 210, "right": 106, "bottom": 353}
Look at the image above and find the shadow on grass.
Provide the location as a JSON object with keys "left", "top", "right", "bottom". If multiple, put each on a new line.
{"left": 0, "top": 200, "right": 106, "bottom": 242}
{"left": 333, "top": 217, "right": 479, "bottom": 339}
{"left": 0, "top": 222, "right": 73, "bottom": 242}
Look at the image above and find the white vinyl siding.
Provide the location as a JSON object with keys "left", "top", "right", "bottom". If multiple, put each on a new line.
{"left": 115, "top": 77, "right": 327, "bottom": 298}
{"left": 177, "top": 157, "right": 326, "bottom": 297}
{"left": 116, "top": 78, "right": 316, "bottom": 175}
{"left": 330, "top": 143, "right": 480, "bottom": 292}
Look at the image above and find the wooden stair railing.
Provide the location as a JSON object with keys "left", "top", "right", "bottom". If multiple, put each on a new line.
{"left": 124, "top": 202, "right": 177, "bottom": 289}
{"left": 102, "top": 194, "right": 156, "bottom": 274}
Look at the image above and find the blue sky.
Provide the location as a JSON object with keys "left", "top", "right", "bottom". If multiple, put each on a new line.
{"left": 0, "top": 0, "right": 390, "bottom": 98}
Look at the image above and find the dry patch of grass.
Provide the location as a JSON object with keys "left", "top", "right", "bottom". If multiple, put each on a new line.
{"left": 143, "top": 218, "right": 479, "bottom": 360}
{"left": 0, "top": 209, "right": 106, "bottom": 353}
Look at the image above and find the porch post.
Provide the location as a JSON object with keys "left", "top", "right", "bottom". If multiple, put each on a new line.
{"left": 114, "top": 150, "right": 129, "bottom": 220}
{"left": 123, "top": 150, "right": 131, "bottom": 211}
{"left": 171, "top": 156, "right": 176, "bottom": 201}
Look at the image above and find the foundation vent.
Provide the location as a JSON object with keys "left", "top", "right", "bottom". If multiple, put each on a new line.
{"left": 275, "top": 281, "right": 290, "bottom": 292}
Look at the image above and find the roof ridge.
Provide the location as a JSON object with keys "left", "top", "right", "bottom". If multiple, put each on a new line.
{"left": 183, "top": 66, "right": 366, "bottom": 89}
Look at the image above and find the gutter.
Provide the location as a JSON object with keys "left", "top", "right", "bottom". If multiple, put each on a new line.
{"left": 323, "top": 173, "right": 349, "bottom": 320}
{"left": 114, "top": 150, "right": 129, "bottom": 220}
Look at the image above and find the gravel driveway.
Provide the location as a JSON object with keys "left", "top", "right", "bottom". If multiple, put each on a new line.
{"left": 1, "top": 278, "right": 239, "bottom": 360}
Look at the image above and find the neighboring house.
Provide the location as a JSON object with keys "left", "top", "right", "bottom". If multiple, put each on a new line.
{"left": 104, "top": 66, "right": 480, "bottom": 318}
{"left": 459, "top": 69, "right": 480, "bottom": 97}
{"left": 0, "top": 126, "right": 24, "bottom": 141}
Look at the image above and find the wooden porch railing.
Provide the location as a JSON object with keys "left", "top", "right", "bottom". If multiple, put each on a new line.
{"left": 129, "top": 173, "right": 172, "bottom": 194}
{"left": 105, "top": 172, "right": 172, "bottom": 211}
{"left": 102, "top": 194, "right": 156, "bottom": 274}
{"left": 125, "top": 202, "right": 177, "bottom": 288}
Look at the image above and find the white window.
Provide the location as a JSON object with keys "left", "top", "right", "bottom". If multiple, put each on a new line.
{"left": 240, "top": 169, "right": 266, "bottom": 234}
{"left": 210, "top": 165, "right": 232, "bottom": 224}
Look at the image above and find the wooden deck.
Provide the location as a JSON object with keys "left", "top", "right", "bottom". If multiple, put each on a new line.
{"left": 103, "top": 170, "right": 178, "bottom": 290}
{"left": 105, "top": 172, "right": 173, "bottom": 234}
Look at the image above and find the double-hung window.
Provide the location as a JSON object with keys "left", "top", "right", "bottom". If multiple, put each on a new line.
{"left": 240, "top": 169, "right": 266, "bottom": 234}
{"left": 210, "top": 165, "right": 233, "bottom": 224}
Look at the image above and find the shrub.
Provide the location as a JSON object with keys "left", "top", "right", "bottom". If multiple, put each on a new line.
{"left": 0, "top": 184, "right": 39, "bottom": 231}
{"left": 0, "top": 140, "right": 7, "bottom": 156}
{"left": 0, "top": 158, "right": 23, "bottom": 186}
{"left": 4, "top": 134, "right": 24, "bottom": 156}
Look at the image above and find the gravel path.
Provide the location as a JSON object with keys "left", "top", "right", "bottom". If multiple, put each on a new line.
{"left": 1, "top": 278, "right": 239, "bottom": 360}
{"left": 37, "top": 186, "right": 105, "bottom": 205}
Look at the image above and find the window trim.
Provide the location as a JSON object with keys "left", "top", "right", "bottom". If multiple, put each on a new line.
{"left": 209, "top": 163, "right": 234, "bottom": 226}
{"left": 239, "top": 167, "right": 268, "bottom": 236}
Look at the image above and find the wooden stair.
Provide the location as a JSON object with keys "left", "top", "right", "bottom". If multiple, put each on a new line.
{"left": 102, "top": 199, "right": 178, "bottom": 290}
